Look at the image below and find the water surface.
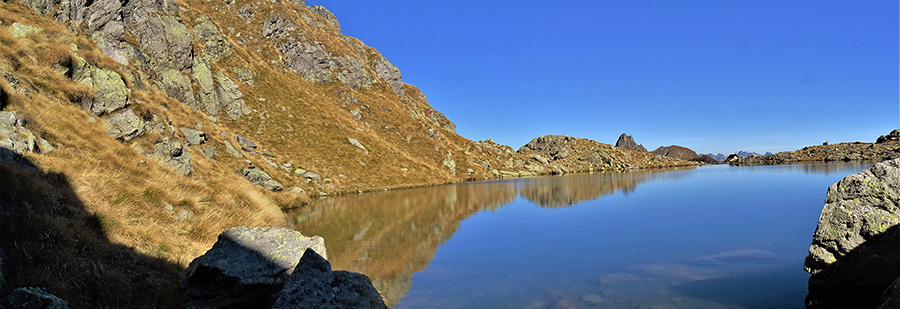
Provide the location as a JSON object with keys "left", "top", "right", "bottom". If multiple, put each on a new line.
{"left": 287, "top": 162, "right": 872, "bottom": 308}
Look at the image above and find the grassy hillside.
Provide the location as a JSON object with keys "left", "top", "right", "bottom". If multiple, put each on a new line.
{"left": 0, "top": 0, "right": 698, "bottom": 307}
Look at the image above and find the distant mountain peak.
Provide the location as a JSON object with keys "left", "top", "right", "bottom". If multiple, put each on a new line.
{"left": 615, "top": 133, "right": 647, "bottom": 152}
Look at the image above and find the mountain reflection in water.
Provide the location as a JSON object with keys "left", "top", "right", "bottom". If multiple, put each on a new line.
{"left": 286, "top": 162, "right": 873, "bottom": 308}
{"left": 287, "top": 167, "right": 690, "bottom": 306}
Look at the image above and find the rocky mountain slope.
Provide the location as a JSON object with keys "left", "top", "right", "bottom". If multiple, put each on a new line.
{"left": 0, "top": 0, "right": 700, "bottom": 306}
{"left": 650, "top": 145, "right": 699, "bottom": 161}
{"left": 729, "top": 133, "right": 900, "bottom": 166}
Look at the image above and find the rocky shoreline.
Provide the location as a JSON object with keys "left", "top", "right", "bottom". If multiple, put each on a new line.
{"left": 804, "top": 158, "right": 900, "bottom": 308}
{"left": 728, "top": 130, "right": 900, "bottom": 166}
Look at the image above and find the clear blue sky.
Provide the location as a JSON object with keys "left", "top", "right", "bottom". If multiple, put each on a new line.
{"left": 316, "top": 1, "right": 899, "bottom": 155}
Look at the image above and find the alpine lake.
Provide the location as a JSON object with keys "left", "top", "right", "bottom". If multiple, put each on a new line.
{"left": 286, "top": 162, "right": 873, "bottom": 309}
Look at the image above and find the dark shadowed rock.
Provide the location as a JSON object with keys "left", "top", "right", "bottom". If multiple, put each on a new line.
{"left": 692, "top": 154, "right": 720, "bottom": 164}
{"left": 153, "top": 139, "right": 192, "bottom": 176}
{"left": 178, "top": 227, "right": 326, "bottom": 309}
{"left": 0, "top": 247, "right": 5, "bottom": 291}
{"left": 879, "top": 276, "right": 900, "bottom": 309}
{"left": 877, "top": 129, "right": 900, "bottom": 144}
{"left": 0, "top": 287, "right": 69, "bottom": 309}
{"left": 272, "top": 249, "right": 387, "bottom": 309}
{"left": 805, "top": 159, "right": 900, "bottom": 287}
{"left": 650, "top": 145, "right": 699, "bottom": 160}
{"left": 615, "top": 133, "right": 647, "bottom": 152}
{"left": 242, "top": 166, "right": 284, "bottom": 192}
{"left": 105, "top": 109, "right": 145, "bottom": 141}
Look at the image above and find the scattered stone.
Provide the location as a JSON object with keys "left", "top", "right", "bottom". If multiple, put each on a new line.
{"left": 105, "top": 109, "right": 145, "bottom": 141}
{"left": 0, "top": 111, "right": 41, "bottom": 154}
{"left": 242, "top": 166, "right": 284, "bottom": 191}
{"left": 175, "top": 209, "right": 192, "bottom": 222}
{"left": 177, "top": 128, "right": 206, "bottom": 146}
{"left": 9, "top": 22, "right": 42, "bottom": 37}
{"left": 272, "top": 249, "right": 387, "bottom": 309}
{"left": 202, "top": 146, "right": 217, "bottom": 158}
{"left": 348, "top": 138, "right": 368, "bottom": 154}
{"left": 290, "top": 186, "right": 305, "bottom": 195}
{"left": 0, "top": 287, "right": 69, "bottom": 309}
{"left": 224, "top": 141, "right": 243, "bottom": 158}
{"left": 232, "top": 68, "right": 254, "bottom": 86}
{"left": 153, "top": 139, "right": 192, "bottom": 176}
{"left": 192, "top": 15, "right": 232, "bottom": 61}
{"left": 303, "top": 171, "right": 322, "bottom": 180}
{"left": 178, "top": 227, "right": 326, "bottom": 309}
{"left": 235, "top": 135, "right": 257, "bottom": 148}
{"left": 805, "top": 159, "right": 900, "bottom": 287}
{"left": 615, "top": 133, "right": 648, "bottom": 152}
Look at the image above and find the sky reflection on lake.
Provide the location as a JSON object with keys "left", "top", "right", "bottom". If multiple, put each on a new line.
{"left": 287, "top": 162, "right": 873, "bottom": 308}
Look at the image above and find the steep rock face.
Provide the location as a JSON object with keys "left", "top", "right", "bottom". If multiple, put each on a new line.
{"left": 178, "top": 227, "right": 327, "bottom": 309}
{"left": 805, "top": 159, "right": 900, "bottom": 287}
{"left": 650, "top": 145, "right": 699, "bottom": 161}
{"left": 615, "top": 133, "right": 647, "bottom": 152}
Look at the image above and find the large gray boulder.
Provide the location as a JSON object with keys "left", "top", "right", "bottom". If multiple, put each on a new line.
{"left": 615, "top": 133, "right": 647, "bottom": 152}
{"left": 105, "top": 109, "right": 145, "bottom": 141}
{"left": 0, "top": 287, "right": 69, "bottom": 309}
{"left": 272, "top": 249, "right": 387, "bottom": 309}
{"left": 179, "top": 128, "right": 206, "bottom": 146}
{"left": 178, "top": 227, "right": 326, "bottom": 309}
{"left": 805, "top": 159, "right": 900, "bottom": 287}
{"left": 72, "top": 58, "right": 130, "bottom": 115}
{"left": 242, "top": 166, "right": 284, "bottom": 192}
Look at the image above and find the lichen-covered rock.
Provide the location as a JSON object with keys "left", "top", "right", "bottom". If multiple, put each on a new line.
{"left": 334, "top": 56, "right": 373, "bottom": 90}
{"left": 9, "top": 22, "right": 42, "bottom": 37}
{"left": 243, "top": 166, "right": 284, "bottom": 191}
{"left": 224, "top": 140, "right": 243, "bottom": 158}
{"left": 153, "top": 139, "right": 192, "bottom": 176}
{"left": 178, "top": 227, "right": 326, "bottom": 309}
{"left": 179, "top": 127, "right": 206, "bottom": 146}
{"left": 0, "top": 111, "right": 47, "bottom": 154}
{"left": 105, "top": 109, "right": 145, "bottom": 141}
{"left": 73, "top": 58, "right": 130, "bottom": 116}
{"left": 0, "top": 287, "right": 69, "bottom": 309}
{"left": 192, "top": 15, "right": 231, "bottom": 61}
{"left": 308, "top": 5, "right": 341, "bottom": 33}
{"left": 272, "top": 249, "right": 387, "bottom": 309}
{"left": 215, "top": 70, "right": 251, "bottom": 120}
{"left": 278, "top": 38, "right": 334, "bottom": 83}
{"left": 805, "top": 159, "right": 900, "bottom": 286}
{"left": 235, "top": 135, "right": 257, "bottom": 149}
{"left": 160, "top": 69, "right": 197, "bottom": 108}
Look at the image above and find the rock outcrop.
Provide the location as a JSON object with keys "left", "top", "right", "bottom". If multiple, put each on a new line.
{"left": 0, "top": 111, "right": 53, "bottom": 155}
{"left": 805, "top": 158, "right": 900, "bottom": 287}
{"left": 878, "top": 130, "right": 900, "bottom": 144}
{"left": 272, "top": 249, "right": 387, "bottom": 309}
{"left": 178, "top": 227, "right": 327, "bottom": 309}
{"left": 105, "top": 109, "right": 144, "bottom": 141}
{"left": 614, "top": 133, "right": 647, "bottom": 152}
{"left": 518, "top": 135, "right": 575, "bottom": 160}
{"left": 650, "top": 145, "right": 699, "bottom": 161}
{"left": 0, "top": 287, "right": 69, "bottom": 309}
{"left": 692, "top": 154, "right": 720, "bottom": 164}
{"left": 152, "top": 139, "right": 192, "bottom": 176}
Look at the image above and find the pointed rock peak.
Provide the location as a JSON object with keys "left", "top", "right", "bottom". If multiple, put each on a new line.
{"left": 615, "top": 133, "right": 647, "bottom": 152}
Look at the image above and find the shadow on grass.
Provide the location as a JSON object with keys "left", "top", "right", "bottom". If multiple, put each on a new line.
{"left": 0, "top": 147, "right": 184, "bottom": 308}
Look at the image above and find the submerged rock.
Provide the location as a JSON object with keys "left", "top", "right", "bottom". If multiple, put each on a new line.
{"left": 272, "top": 249, "right": 387, "bottom": 309}
{"left": 0, "top": 287, "right": 69, "bottom": 309}
{"left": 805, "top": 158, "right": 900, "bottom": 287}
{"left": 178, "top": 227, "right": 326, "bottom": 309}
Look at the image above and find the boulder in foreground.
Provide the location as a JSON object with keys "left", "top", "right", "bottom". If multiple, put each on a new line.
{"left": 272, "top": 249, "right": 387, "bottom": 309}
{"left": 805, "top": 158, "right": 900, "bottom": 286}
{"left": 178, "top": 227, "right": 326, "bottom": 308}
